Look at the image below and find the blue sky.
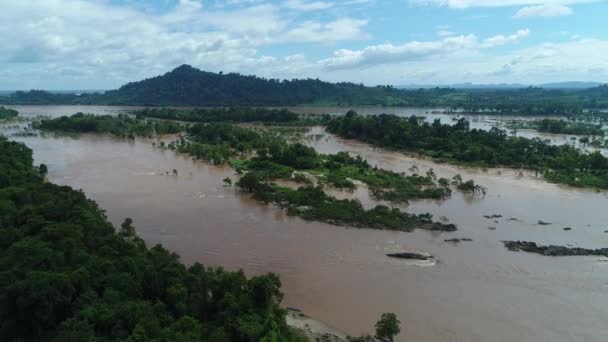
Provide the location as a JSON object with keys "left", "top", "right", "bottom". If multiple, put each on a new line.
{"left": 1, "top": 0, "right": 607, "bottom": 89}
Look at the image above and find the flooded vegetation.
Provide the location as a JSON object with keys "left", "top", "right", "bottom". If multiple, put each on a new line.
{"left": 3, "top": 105, "right": 608, "bottom": 342}
{"left": 0, "top": 106, "right": 19, "bottom": 120}
{"left": 326, "top": 111, "right": 608, "bottom": 189}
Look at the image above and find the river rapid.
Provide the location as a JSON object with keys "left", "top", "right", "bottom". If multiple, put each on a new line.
{"left": 2, "top": 105, "right": 608, "bottom": 342}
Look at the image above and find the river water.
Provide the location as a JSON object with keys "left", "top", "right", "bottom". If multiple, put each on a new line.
{"left": 3, "top": 105, "right": 608, "bottom": 342}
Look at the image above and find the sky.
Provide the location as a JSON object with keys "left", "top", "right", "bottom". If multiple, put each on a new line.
{"left": 0, "top": 0, "right": 607, "bottom": 90}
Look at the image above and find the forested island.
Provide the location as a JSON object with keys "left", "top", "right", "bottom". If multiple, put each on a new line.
{"left": 506, "top": 119, "right": 605, "bottom": 136}
{"left": 503, "top": 241, "right": 608, "bottom": 257}
{"left": 34, "top": 113, "right": 184, "bottom": 138}
{"left": 2, "top": 65, "right": 608, "bottom": 113}
{"left": 0, "top": 136, "right": 309, "bottom": 341}
{"left": 133, "top": 107, "right": 330, "bottom": 126}
{"left": 0, "top": 106, "right": 18, "bottom": 120}
{"left": 327, "top": 112, "right": 608, "bottom": 189}
{"left": 178, "top": 123, "right": 458, "bottom": 231}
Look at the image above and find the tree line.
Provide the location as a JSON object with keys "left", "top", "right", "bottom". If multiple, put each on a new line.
{"left": 326, "top": 111, "right": 608, "bottom": 189}
{"left": 0, "top": 106, "right": 18, "bottom": 120}
{"left": 133, "top": 107, "right": 330, "bottom": 126}
{"left": 34, "top": 113, "right": 184, "bottom": 139}
{"left": 507, "top": 118, "right": 605, "bottom": 136}
{"left": 2, "top": 65, "right": 607, "bottom": 111}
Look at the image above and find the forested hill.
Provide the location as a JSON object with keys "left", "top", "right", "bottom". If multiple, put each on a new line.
{"left": 93, "top": 64, "right": 407, "bottom": 106}
{"left": 1, "top": 64, "right": 607, "bottom": 111}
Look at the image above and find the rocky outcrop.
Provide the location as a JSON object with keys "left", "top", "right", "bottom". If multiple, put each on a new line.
{"left": 444, "top": 238, "right": 473, "bottom": 243}
{"left": 386, "top": 252, "right": 433, "bottom": 260}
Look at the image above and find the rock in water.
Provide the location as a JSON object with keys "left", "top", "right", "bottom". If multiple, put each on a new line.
{"left": 386, "top": 252, "right": 433, "bottom": 260}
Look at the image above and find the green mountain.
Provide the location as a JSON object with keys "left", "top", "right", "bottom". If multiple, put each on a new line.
{"left": 0, "top": 65, "right": 607, "bottom": 111}
{"left": 90, "top": 64, "right": 407, "bottom": 106}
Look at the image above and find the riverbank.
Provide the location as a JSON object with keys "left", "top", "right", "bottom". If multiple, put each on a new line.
{"left": 5, "top": 106, "right": 608, "bottom": 342}
{"left": 286, "top": 309, "right": 352, "bottom": 342}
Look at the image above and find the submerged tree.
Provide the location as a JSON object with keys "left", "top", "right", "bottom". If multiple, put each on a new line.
{"left": 39, "top": 163, "right": 48, "bottom": 176}
{"left": 119, "top": 217, "right": 136, "bottom": 238}
{"left": 375, "top": 312, "right": 401, "bottom": 342}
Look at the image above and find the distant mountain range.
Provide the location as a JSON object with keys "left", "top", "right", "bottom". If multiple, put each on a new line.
{"left": 399, "top": 81, "right": 606, "bottom": 90}
{"left": 0, "top": 65, "right": 607, "bottom": 110}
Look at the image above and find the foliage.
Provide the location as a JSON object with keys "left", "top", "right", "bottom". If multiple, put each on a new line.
{"left": 0, "top": 136, "right": 301, "bottom": 341}
{"left": 451, "top": 174, "right": 487, "bottom": 195}
{"left": 133, "top": 107, "right": 330, "bottom": 126}
{"left": 327, "top": 112, "right": 608, "bottom": 189}
{"left": 34, "top": 113, "right": 184, "bottom": 138}
{"left": 0, "top": 106, "right": 19, "bottom": 120}
{"left": 179, "top": 122, "right": 454, "bottom": 202}
{"left": 3, "top": 66, "right": 608, "bottom": 110}
{"left": 174, "top": 123, "right": 456, "bottom": 203}
{"left": 236, "top": 175, "right": 456, "bottom": 232}
{"left": 39, "top": 163, "right": 48, "bottom": 176}
{"left": 375, "top": 313, "right": 401, "bottom": 342}
{"left": 507, "top": 118, "right": 605, "bottom": 136}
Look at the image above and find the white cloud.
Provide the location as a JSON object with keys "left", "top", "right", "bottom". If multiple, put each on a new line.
{"left": 320, "top": 34, "right": 479, "bottom": 69}
{"left": 320, "top": 29, "right": 530, "bottom": 69}
{"left": 411, "top": 0, "right": 595, "bottom": 9}
{"left": 1, "top": 0, "right": 606, "bottom": 89}
{"left": 482, "top": 29, "right": 530, "bottom": 47}
{"left": 513, "top": 4, "right": 573, "bottom": 17}
{"left": 285, "top": 18, "right": 369, "bottom": 43}
{"left": 284, "top": 0, "right": 334, "bottom": 11}
{"left": 0, "top": 0, "right": 371, "bottom": 89}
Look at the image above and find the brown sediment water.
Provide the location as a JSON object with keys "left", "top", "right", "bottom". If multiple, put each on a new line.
{"left": 3, "top": 106, "right": 608, "bottom": 342}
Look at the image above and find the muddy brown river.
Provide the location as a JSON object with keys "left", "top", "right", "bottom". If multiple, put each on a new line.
{"left": 3, "top": 105, "right": 608, "bottom": 342}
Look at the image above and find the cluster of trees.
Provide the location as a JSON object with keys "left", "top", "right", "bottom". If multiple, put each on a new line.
{"left": 439, "top": 86, "right": 608, "bottom": 114}
{"left": 133, "top": 107, "right": 330, "bottom": 126}
{"left": 0, "top": 90, "right": 82, "bottom": 105}
{"left": 236, "top": 173, "right": 456, "bottom": 232}
{"left": 167, "top": 123, "right": 457, "bottom": 230}
{"left": 0, "top": 106, "right": 18, "bottom": 120}
{"left": 170, "top": 123, "right": 269, "bottom": 164}
{"left": 508, "top": 119, "right": 605, "bottom": 136}
{"left": 176, "top": 122, "right": 459, "bottom": 203}
{"left": 241, "top": 144, "right": 454, "bottom": 203}
{"left": 327, "top": 111, "right": 608, "bottom": 189}
{"left": 0, "top": 136, "right": 307, "bottom": 341}
{"left": 34, "top": 113, "right": 183, "bottom": 138}
{"left": 2, "top": 65, "right": 607, "bottom": 111}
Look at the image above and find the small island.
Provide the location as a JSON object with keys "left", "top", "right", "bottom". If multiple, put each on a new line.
{"left": 0, "top": 106, "right": 18, "bottom": 120}
{"left": 327, "top": 111, "right": 608, "bottom": 189}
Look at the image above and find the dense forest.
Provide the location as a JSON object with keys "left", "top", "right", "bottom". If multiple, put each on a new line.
{"left": 1, "top": 65, "right": 607, "bottom": 112}
{"left": 506, "top": 119, "right": 605, "bottom": 136}
{"left": 34, "top": 113, "right": 184, "bottom": 138}
{"left": 0, "top": 135, "right": 309, "bottom": 341}
{"left": 327, "top": 112, "right": 608, "bottom": 189}
{"left": 0, "top": 106, "right": 18, "bottom": 120}
{"left": 133, "top": 107, "right": 330, "bottom": 126}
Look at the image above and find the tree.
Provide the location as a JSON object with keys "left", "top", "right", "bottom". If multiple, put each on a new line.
{"left": 236, "top": 172, "right": 263, "bottom": 192}
{"left": 375, "top": 313, "right": 400, "bottom": 342}
{"left": 39, "top": 163, "right": 48, "bottom": 176}
{"left": 119, "top": 217, "right": 136, "bottom": 238}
